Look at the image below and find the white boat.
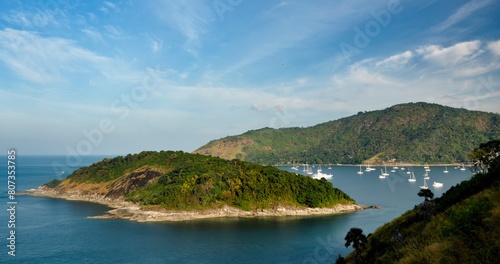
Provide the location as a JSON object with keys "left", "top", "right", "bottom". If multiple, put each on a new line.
{"left": 312, "top": 166, "right": 332, "bottom": 180}
{"left": 432, "top": 181, "right": 443, "bottom": 188}
{"left": 420, "top": 178, "right": 428, "bottom": 189}
{"left": 443, "top": 166, "right": 449, "bottom": 173}
{"left": 423, "top": 172, "right": 430, "bottom": 180}
{"left": 357, "top": 165, "right": 364, "bottom": 175}
{"left": 379, "top": 169, "right": 386, "bottom": 179}
{"left": 408, "top": 172, "right": 416, "bottom": 182}
{"left": 460, "top": 164, "right": 466, "bottom": 171}
{"left": 303, "top": 163, "right": 313, "bottom": 175}
{"left": 382, "top": 166, "right": 389, "bottom": 176}
{"left": 291, "top": 161, "right": 299, "bottom": 171}
{"left": 391, "top": 167, "right": 396, "bottom": 173}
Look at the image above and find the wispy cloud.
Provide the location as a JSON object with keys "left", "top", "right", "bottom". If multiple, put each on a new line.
{"left": 151, "top": 0, "right": 212, "bottom": 51}
{"left": 433, "top": 0, "right": 495, "bottom": 32}
{"left": 0, "top": 28, "right": 113, "bottom": 84}
{"left": 81, "top": 27, "right": 104, "bottom": 42}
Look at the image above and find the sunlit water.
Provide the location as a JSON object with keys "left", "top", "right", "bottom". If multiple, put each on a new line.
{"left": 0, "top": 156, "right": 472, "bottom": 263}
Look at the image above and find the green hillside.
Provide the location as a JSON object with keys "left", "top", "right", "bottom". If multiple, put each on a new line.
{"left": 194, "top": 102, "right": 500, "bottom": 165}
{"left": 44, "top": 151, "right": 354, "bottom": 210}
{"left": 341, "top": 141, "right": 500, "bottom": 264}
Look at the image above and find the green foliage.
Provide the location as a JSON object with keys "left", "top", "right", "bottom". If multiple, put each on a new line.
{"left": 469, "top": 140, "right": 500, "bottom": 173}
{"left": 66, "top": 151, "right": 172, "bottom": 183}
{"left": 195, "top": 102, "right": 500, "bottom": 165}
{"left": 345, "top": 227, "right": 368, "bottom": 264}
{"left": 417, "top": 189, "right": 434, "bottom": 200}
{"left": 54, "top": 151, "right": 354, "bottom": 210}
{"left": 43, "top": 179, "right": 62, "bottom": 188}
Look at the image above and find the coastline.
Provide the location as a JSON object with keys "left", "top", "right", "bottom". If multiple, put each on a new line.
{"left": 22, "top": 187, "right": 376, "bottom": 222}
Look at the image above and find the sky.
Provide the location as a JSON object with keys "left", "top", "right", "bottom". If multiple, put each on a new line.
{"left": 0, "top": 0, "right": 499, "bottom": 156}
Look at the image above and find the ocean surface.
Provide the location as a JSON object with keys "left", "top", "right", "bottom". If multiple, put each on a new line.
{"left": 0, "top": 155, "right": 473, "bottom": 263}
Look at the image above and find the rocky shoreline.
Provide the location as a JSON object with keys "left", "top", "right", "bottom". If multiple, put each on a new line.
{"left": 22, "top": 187, "right": 377, "bottom": 222}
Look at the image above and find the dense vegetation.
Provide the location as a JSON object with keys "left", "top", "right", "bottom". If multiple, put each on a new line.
{"left": 194, "top": 102, "right": 500, "bottom": 165}
{"left": 44, "top": 151, "right": 354, "bottom": 210}
{"left": 342, "top": 141, "right": 500, "bottom": 263}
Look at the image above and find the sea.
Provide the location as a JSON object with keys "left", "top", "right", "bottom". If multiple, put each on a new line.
{"left": 0, "top": 155, "right": 473, "bottom": 264}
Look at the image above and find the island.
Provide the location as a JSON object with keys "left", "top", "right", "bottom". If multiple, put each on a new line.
{"left": 27, "top": 151, "right": 371, "bottom": 222}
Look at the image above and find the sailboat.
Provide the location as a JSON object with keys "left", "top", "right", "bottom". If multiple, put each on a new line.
{"left": 382, "top": 166, "right": 389, "bottom": 176}
{"left": 291, "top": 161, "right": 299, "bottom": 171}
{"left": 357, "top": 165, "right": 364, "bottom": 175}
{"left": 303, "top": 163, "right": 312, "bottom": 174}
{"left": 423, "top": 172, "right": 430, "bottom": 180}
{"left": 420, "top": 178, "right": 429, "bottom": 189}
{"left": 443, "top": 166, "right": 449, "bottom": 173}
{"left": 460, "top": 163, "right": 466, "bottom": 171}
{"left": 379, "top": 169, "right": 386, "bottom": 179}
{"left": 408, "top": 171, "right": 416, "bottom": 182}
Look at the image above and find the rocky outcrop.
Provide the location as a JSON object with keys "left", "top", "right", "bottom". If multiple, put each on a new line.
{"left": 24, "top": 188, "right": 376, "bottom": 222}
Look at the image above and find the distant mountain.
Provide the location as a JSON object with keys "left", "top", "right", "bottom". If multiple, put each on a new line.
{"left": 40, "top": 151, "right": 354, "bottom": 211}
{"left": 193, "top": 102, "right": 500, "bottom": 165}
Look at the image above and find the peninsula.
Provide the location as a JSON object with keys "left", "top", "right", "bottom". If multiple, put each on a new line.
{"left": 27, "top": 151, "right": 369, "bottom": 222}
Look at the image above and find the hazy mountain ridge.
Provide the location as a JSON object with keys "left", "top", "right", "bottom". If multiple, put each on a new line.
{"left": 194, "top": 102, "right": 500, "bottom": 165}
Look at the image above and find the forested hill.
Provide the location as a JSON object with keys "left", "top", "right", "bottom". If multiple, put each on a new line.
{"left": 43, "top": 151, "right": 354, "bottom": 210}
{"left": 193, "top": 102, "right": 500, "bottom": 165}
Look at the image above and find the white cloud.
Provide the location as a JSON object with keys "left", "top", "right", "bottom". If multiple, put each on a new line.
{"left": 152, "top": 0, "right": 212, "bottom": 49}
{"left": 375, "top": 51, "right": 413, "bottom": 70}
{"left": 488, "top": 40, "right": 500, "bottom": 56}
{"left": 329, "top": 40, "right": 500, "bottom": 114}
{"left": 81, "top": 28, "right": 104, "bottom": 42}
{"left": 433, "top": 0, "right": 495, "bottom": 31}
{"left": 103, "top": 25, "right": 122, "bottom": 39}
{"left": 0, "top": 28, "right": 115, "bottom": 84}
{"left": 1, "top": 11, "right": 33, "bottom": 27}
{"left": 416, "top": 40, "right": 483, "bottom": 66}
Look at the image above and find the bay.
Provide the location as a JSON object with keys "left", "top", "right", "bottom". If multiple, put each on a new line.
{"left": 0, "top": 156, "right": 472, "bottom": 263}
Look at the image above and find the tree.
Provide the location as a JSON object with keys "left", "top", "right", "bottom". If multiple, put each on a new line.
{"left": 469, "top": 140, "right": 500, "bottom": 173}
{"left": 418, "top": 189, "right": 434, "bottom": 201}
{"left": 418, "top": 189, "right": 434, "bottom": 219}
{"left": 344, "top": 227, "right": 367, "bottom": 263}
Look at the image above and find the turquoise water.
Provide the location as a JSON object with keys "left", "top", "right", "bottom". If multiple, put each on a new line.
{"left": 0, "top": 156, "right": 472, "bottom": 263}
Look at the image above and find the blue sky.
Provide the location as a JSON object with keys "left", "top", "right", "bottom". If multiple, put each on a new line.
{"left": 1, "top": 0, "right": 499, "bottom": 156}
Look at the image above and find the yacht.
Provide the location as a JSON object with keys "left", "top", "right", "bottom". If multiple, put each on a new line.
{"left": 379, "top": 169, "right": 386, "bottom": 179}
{"left": 432, "top": 181, "right": 443, "bottom": 188}
{"left": 312, "top": 166, "right": 332, "bottom": 180}
{"left": 420, "top": 178, "right": 429, "bottom": 190}
{"left": 357, "top": 165, "right": 364, "bottom": 175}
{"left": 408, "top": 172, "right": 416, "bottom": 182}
